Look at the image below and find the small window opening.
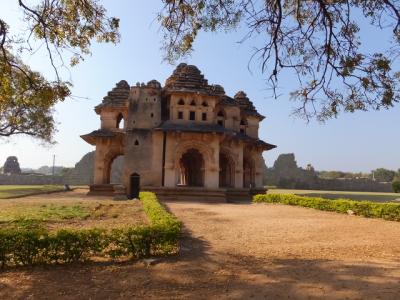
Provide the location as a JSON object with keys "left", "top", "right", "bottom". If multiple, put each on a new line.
{"left": 153, "top": 98, "right": 156, "bottom": 102}
{"left": 116, "top": 113, "right": 124, "bottom": 129}
{"left": 189, "top": 111, "right": 196, "bottom": 120}
{"left": 190, "top": 100, "right": 196, "bottom": 106}
{"left": 202, "top": 112, "right": 207, "bottom": 121}
{"left": 150, "top": 113, "right": 154, "bottom": 118}
{"left": 178, "top": 99, "right": 185, "bottom": 105}
{"left": 178, "top": 111, "right": 184, "bottom": 119}
{"left": 240, "top": 118, "right": 247, "bottom": 134}
{"left": 134, "top": 139, "right": 139, "bottom": 146}
{"left": 216, "top": 110, "right": 225, "bottom": 127}
{"left": 202, "top": 101, "right": 208, "bottom": 107}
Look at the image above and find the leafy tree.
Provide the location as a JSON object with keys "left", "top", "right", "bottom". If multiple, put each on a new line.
{"left": 318, "top": 171, "right": 345, "bottom": 180}
{"left": 392, "top": 181, "right": 400, "bottom": 193}
{"left": 1, "top": 0, "right": 119, "bottom": 142}
{"left": 159, "top": 0, "right": 400, "bottom": 121}
{"left": 373, "top": 168, "right": 396, "bottom": 182}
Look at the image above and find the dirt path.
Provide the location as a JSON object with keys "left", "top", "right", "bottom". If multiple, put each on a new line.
{"left": 1, "top": 198, "right": 400, "bottom": 299}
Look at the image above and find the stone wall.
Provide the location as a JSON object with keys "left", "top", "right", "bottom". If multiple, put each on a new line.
{"left": 311, "top": 178, "right": 392, "bottom": 193}
{"left": 0, "top": 174, "right": 64, "bottom": 185}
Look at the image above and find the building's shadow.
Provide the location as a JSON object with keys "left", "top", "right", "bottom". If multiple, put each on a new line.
{"left": 1, "top": 226, "right": 399, "bottom": 299}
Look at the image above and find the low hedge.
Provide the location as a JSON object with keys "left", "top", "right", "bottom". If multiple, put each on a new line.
{"left": 253, "top": 193, "right": 400, "bottom": 221}
{"left": 0, "top": 192, "right": 181, "bottom": 267}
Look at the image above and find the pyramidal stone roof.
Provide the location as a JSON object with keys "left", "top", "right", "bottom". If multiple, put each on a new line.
{"left": 95, "top": 80, "right": 130, "bottom": 113}
{"left": 165, "top": 63, "right": 225, "bottom": 96}
{"left": 234, "top": 91, "right": 264, "bottom": 119}
{"left": 103, "top": 80, "right": 130, "bottom": 103}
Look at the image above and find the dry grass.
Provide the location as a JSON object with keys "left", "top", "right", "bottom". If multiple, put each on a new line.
{"left": 0, "top": 189, "right": 148, "bottom": 231}
{"left": 0, "top": 185, "right": 65, "bottom": 199}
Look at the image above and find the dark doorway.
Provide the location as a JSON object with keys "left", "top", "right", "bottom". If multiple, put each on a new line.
{"left": 179, "top": 149, "right": 204, "bottom": 186}
{"left": 129, "top": 173, "right": 140, "bottom": 199}
{"left": 219, "top": 153, "right": 234, "bottom": 187}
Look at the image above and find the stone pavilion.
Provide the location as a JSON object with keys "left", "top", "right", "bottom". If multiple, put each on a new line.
{"left": 81, "top": 64, "right": 276, "bottom": 201}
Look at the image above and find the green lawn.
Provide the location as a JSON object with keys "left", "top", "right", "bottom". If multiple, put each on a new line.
{"left": 269, "top": 188, "right": 400, "bottom": 203}
{"left": 0, "top": 185, "right": 65, "bottom": 199}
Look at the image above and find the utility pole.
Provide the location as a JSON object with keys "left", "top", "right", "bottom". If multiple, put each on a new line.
{"left": 52, "top": 154, "right": 55, "bottom": 176}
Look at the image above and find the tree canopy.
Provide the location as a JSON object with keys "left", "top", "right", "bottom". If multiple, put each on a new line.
{"left": 159, "top": 0, "right": 400, "bottom": 121}
{"left": 0, "top": 0, "right": 119, "bottom": 142}
{"left": 373, "top": 168, "right": 396, "bottom": 182}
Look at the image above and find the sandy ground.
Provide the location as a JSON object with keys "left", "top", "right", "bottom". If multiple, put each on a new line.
{"left": 1, "top": 193, "right": 400, "bottom": 299}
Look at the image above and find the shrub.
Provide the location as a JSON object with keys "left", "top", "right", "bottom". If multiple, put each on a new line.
{"left": 0, "top": 192, "right": 181, "bottom": 268}
{"left": 253, "top": 193, "right": 400, "bottom": 221}
{"left": 392, "top": 181, "right": 400, "bottom": 193}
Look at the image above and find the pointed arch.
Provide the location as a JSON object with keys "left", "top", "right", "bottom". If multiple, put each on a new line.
{"left": 116, "top": 113, "right": 124, "bottom": 129}
{"left": 219, "top": 149, "right": 236, "bottom": 188}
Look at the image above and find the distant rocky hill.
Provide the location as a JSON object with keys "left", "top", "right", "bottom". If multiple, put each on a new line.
{"left": 264, "top": 153, "right": 392, "bottom": 192}
{"left": 64, "top": 152, "right": 123, "bottom": 185}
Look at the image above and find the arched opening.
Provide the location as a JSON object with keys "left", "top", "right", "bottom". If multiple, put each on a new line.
{"left": 202, "top": 101, "right": 208, "bottom": 107}
{"left": 243, "top": 156, "right": 255, "bottom": 188}
{"left": 240, "top": 118, "right": 247, "bottom": 134}
{"left": 105, "top": 154, "right": 124, "bottom": 184}
{"left": 219, "top": 152, "right": 235, "bottom": 187}
{"left": 178, "top": 99, "right": 185, "bottom": 105}
{"left": 190, "top": 99, "right": 196, "bottom": 106}
{"left": 134, "top": 139, "right": 139, "bottom": 146}
{"left": 116, "top": 113, "right": 124, "bottom": 129}
{"left": 178, "top": 148, "right": 204, "bottom": 187}
{"left": 216, "top": 110, "right": 225, "bottom": 127}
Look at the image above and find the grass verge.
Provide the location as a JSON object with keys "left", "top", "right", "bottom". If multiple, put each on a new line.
{"left": 253, "top": 193, "right": 400, "bottom": 221}
{"left": 0, "top": 192, "right": 181, "bottom": 268}
{"left": 0, "top": 185, "right": 65, "bottom": 199}
{"left": 267, "top": 188, "right": 400, "bottom": 202}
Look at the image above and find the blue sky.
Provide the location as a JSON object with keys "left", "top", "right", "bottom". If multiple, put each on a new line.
{"left": 1, "top": 1, "right": 399, "bottom": 172}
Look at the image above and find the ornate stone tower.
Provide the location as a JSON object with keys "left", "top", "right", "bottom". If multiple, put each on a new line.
{"left": 122, "top": 80, "right": 163, "bottom": 191}
{"left": 81, "top": 64, "right": 276, "bottom": 201}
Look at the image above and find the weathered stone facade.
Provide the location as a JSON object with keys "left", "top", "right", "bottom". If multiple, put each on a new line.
{"left": 81, "top": 64, "right": 276, "bottom": 201}
{"left": 3, "top": 156, "right": 21, "bottom": 174}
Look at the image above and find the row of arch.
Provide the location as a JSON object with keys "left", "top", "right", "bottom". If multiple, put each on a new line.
{"left": 178, "top": 98, "right": 208, "bottom": 107}
{"left": 105, "top": 147, "right": 256, "bottom": 188}
{"left": 177, "top": 148, "right": 255, "bottom": 188}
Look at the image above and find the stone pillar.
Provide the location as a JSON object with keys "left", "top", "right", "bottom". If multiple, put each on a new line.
{"left": 204, "top": 135, "right": 219, "bottom": 188}
{"left": 101, "top": 111, "right": 117, "bottom": 129}
{"left": 93, "top": 143, "right": 107, "bottom": 184}
{"left": 254, "top": 150, "right": 264, "bottom": 188}
{"left": 164, "top": 133, "right": 176, "bottom": 187}
{"left": 235, "top": 142, "right": 244, "bottom": 188}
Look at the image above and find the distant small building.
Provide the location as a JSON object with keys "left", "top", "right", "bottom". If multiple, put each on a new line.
{"left": 3, "top": 156, "right": 21, "bottom": 174}
{"left": 81, "top": 64, "right": 276, "bottom": 201}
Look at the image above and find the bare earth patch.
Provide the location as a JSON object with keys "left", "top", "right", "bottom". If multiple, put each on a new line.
{"left": 1, "top": 198, "right": 400, "bottom": 299}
